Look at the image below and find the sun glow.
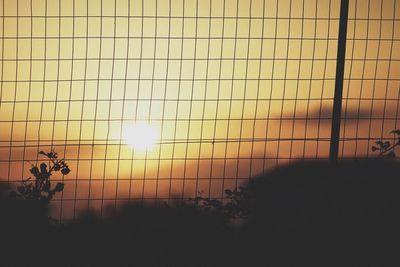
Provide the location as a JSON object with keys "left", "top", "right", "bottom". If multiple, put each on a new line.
{"left": 123, "top": 122, "right": 159, "bottom": 152}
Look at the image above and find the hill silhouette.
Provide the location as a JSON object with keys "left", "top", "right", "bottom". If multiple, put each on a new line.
{"left": 1, "top": 159, "right": 400, "bottom": 266}
{"left": 242, "top": 159, "right": 400, "bottom": 266}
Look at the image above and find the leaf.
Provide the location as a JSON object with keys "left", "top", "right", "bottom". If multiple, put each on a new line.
{"left": 371, "top": 146, "right": 379, "bottom": 152}
{"left": 61, "top": 166, "right": 70, "bottom": 175}
{"left": 40, "top": 163, "right": 48, "bottom": 174}
{"left": 30, "top": 166, "right": 40, "bottom": 176}
{"left": 47, "top": 151, "right": 57, "bottom": 159}
{"left": 53, "top": 163, "right": 61, "bottom": 171}
{"left": 53, "top": 183, "right": 64, "bottom": 192}
{"left": 39, "top": 151, "right": 47, "bottom": 156}
{"left": 391, "top": 129, "right": 400, "bottom": 135}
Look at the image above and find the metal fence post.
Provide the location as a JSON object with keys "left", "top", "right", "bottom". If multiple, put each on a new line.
{"left": 329, "top": 0, "right": 349, "bottom": 163}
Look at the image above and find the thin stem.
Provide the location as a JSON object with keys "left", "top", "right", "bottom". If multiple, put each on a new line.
{"left": 377, "top": 141, "right": 400, "bottom": 158}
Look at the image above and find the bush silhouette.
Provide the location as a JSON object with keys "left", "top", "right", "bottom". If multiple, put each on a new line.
{"left": 11, "top": 150, "right": 69, "bottom": 203}
{"left": 1, "top": 150, "right": 70, "bottom": 226}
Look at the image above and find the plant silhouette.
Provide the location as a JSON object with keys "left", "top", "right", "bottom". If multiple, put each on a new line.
{"left": 371, "top": 129, "right": 400, "bottom": 158}
{"left": 11, "top": 150, "right": 69, "bottom": 203}
{"left": 185, "top": 129, "right": 400, "bottom": 224}
{"left": 185, "top": 186, "right": 253, "bottom": 223}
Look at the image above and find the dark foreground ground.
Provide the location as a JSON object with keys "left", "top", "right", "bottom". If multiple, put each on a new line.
{"left": 1, "top": 160, "right": 400, "bottom": 267}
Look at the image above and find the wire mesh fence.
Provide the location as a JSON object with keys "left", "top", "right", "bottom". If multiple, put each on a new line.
{"left": 0, "top": 0, "right": 399, "bottom": 220}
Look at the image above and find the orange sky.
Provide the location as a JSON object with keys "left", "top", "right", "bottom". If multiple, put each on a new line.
{"left": 0, "top": 0, "right": 399, "bottom": 219}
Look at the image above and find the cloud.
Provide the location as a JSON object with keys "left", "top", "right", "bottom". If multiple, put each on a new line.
{"left": 277, "top": 101, "right": 400, "bottom": 124}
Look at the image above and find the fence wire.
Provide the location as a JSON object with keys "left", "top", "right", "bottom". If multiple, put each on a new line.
{"left": 0, "top": 0, "right": 399, "bottom": 220}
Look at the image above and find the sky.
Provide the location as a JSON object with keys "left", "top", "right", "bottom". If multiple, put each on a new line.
{"left": 0, "top": 0, "right": 399, "bottom": 219}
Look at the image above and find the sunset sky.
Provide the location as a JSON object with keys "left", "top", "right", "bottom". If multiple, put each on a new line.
{"left": 0, "top": 0, "right": 399, "bottom": 219}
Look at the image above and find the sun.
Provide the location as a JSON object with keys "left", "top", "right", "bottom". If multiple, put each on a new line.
{"left": 122, "top": 122, "right": 159, "bottom": 152}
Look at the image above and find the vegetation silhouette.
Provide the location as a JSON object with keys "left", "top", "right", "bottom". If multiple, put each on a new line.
{"left": 1, "top": 150, "right": 70, "bottom": 226}
{"left": 372, "top": 129, "right": 400, "bottom": 158}
{"left": 11, "top": 150, "right": 69, "bottom": 203}
{"left": 1, "top": 131, "right": 400, "bottom": 266}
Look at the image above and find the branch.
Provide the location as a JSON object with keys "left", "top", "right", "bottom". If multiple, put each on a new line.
{"left": 377, "top": 141, "right": 400, "bottom": 158}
